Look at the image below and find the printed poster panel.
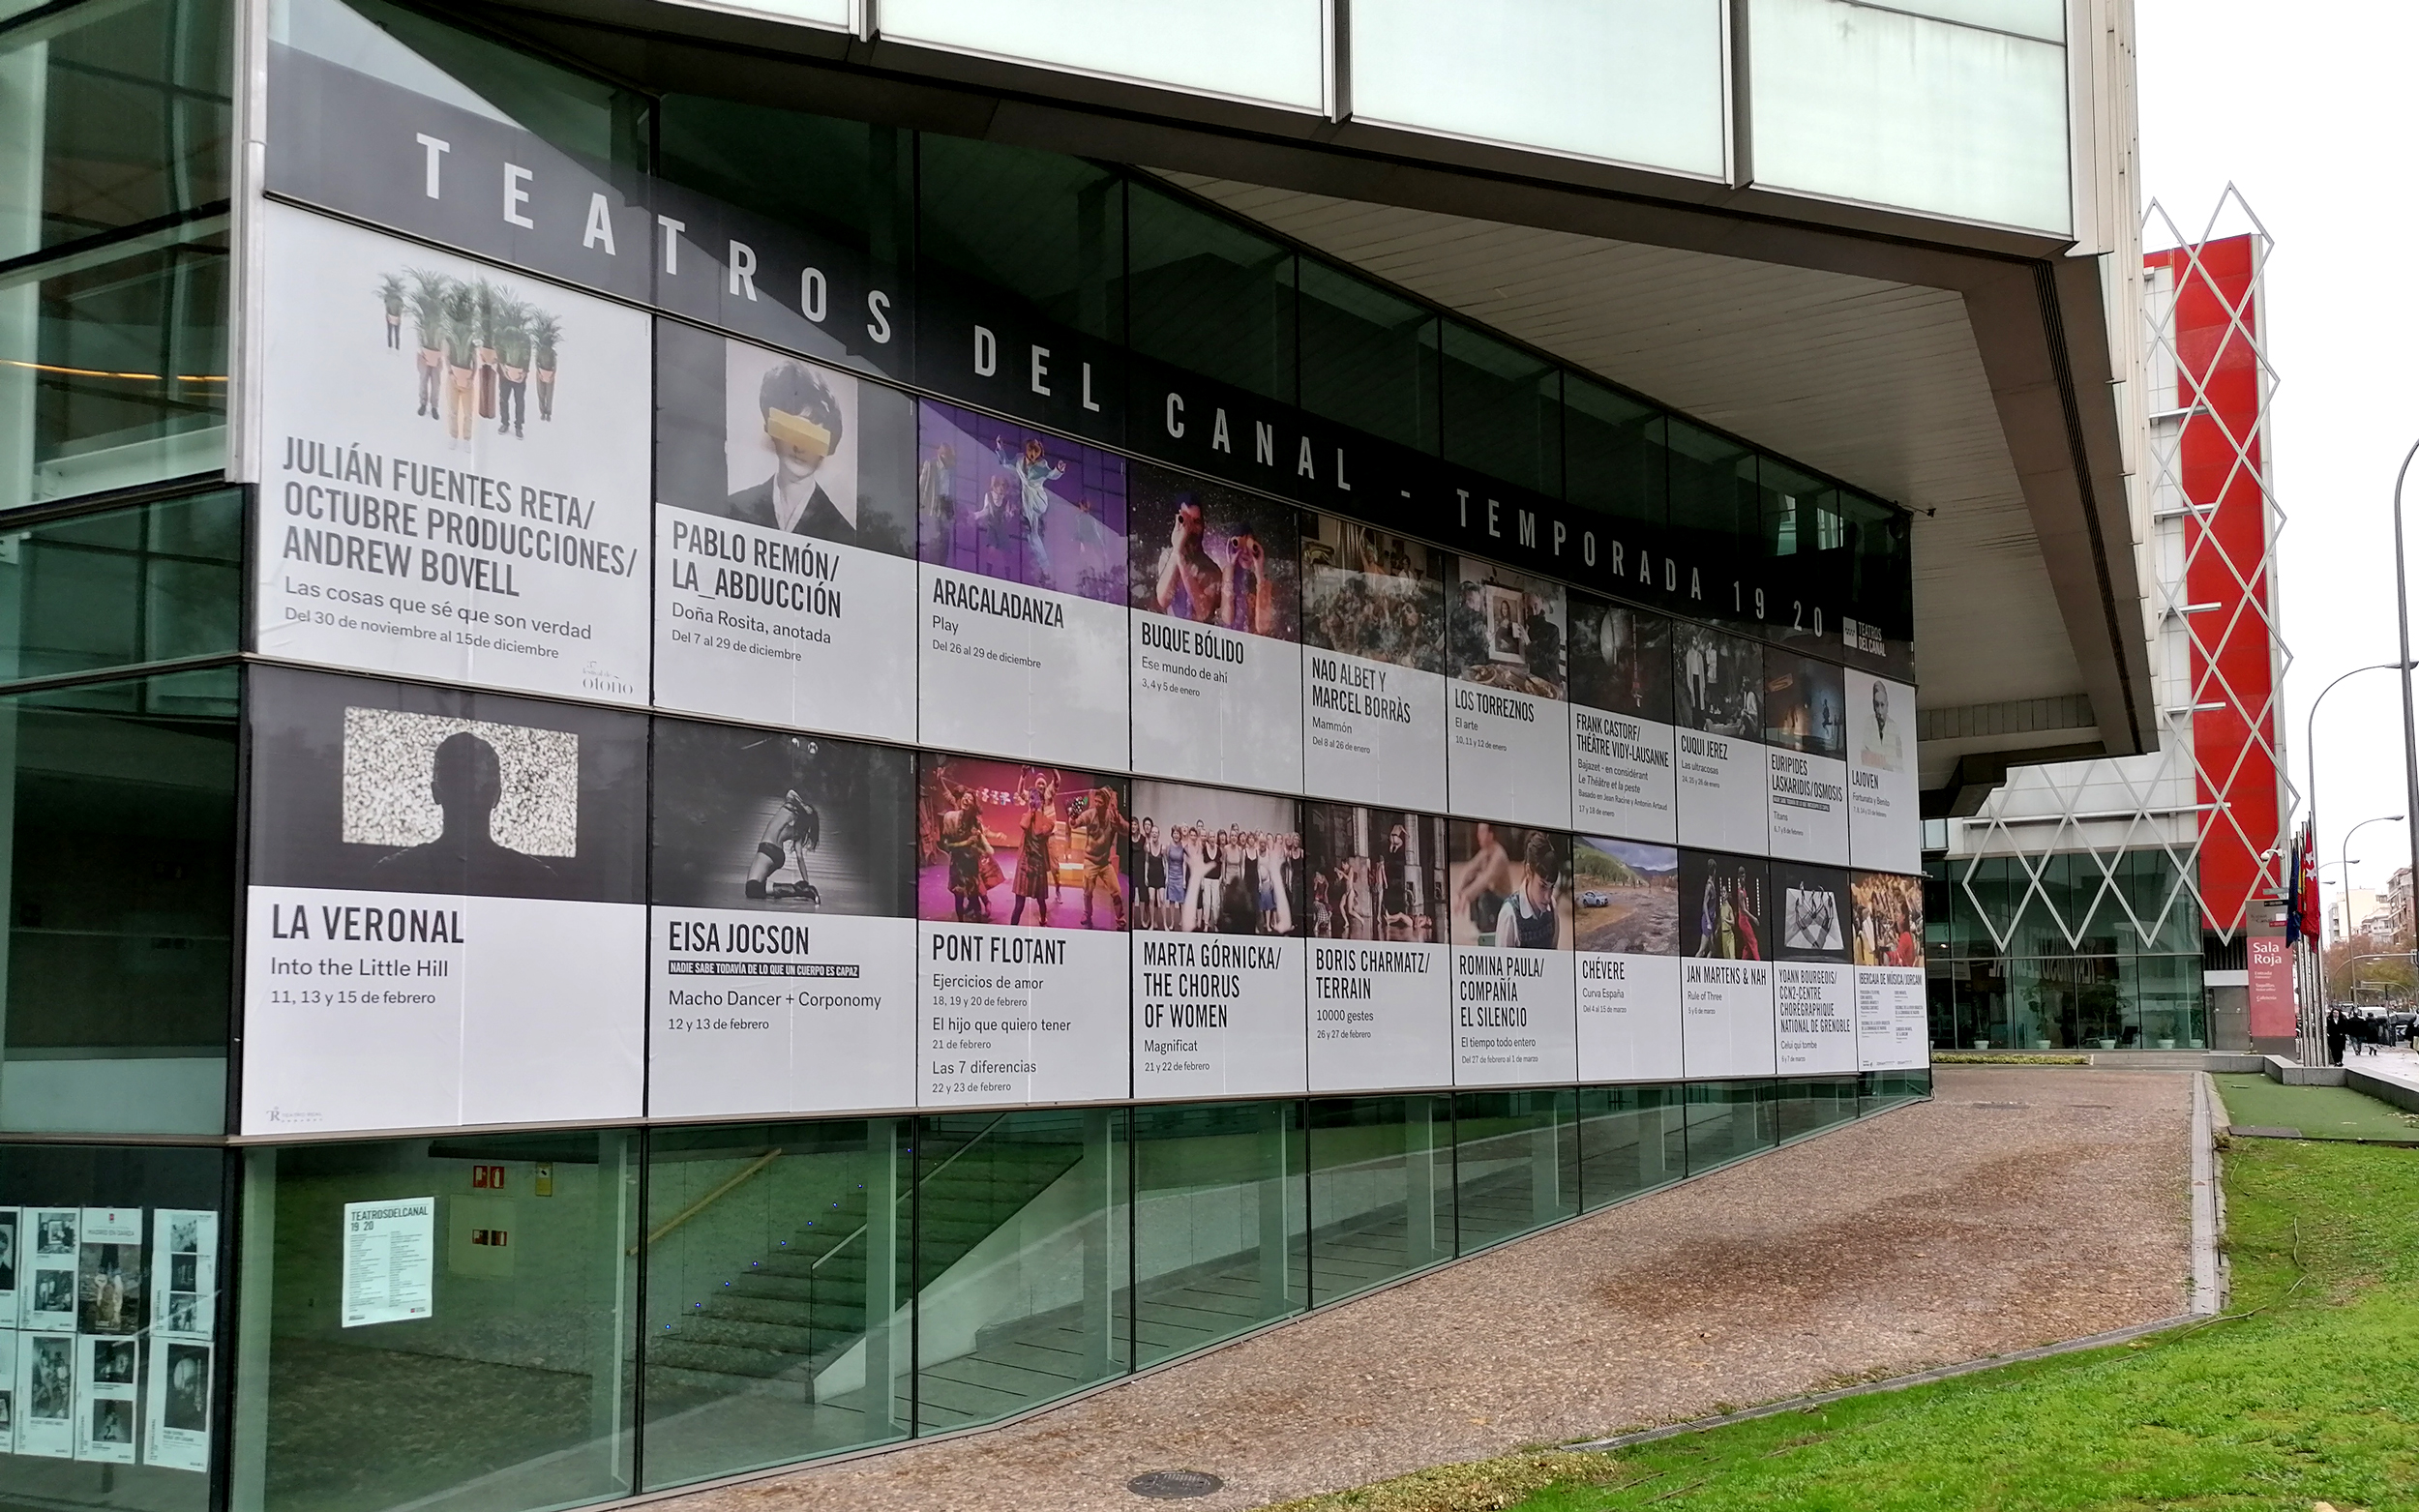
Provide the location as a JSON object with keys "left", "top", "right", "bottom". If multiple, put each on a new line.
{"left": 1764, "top": 651, "right": 1850, "bottom": 863}
{"left": 0, "top": 1328, "right": 15, "bottom": 1455}
{"left": 1568, "top": 593, "right": 1677, "bottom": 842}
{"left": 243, "top": 667, "right": 647, "bottom": 1135}
{"left": 1129, "top": 783, "right": 1306, "bottom": 1098}
{"left": 916, "top": 402, "right": 1129, "bottom": 771}
{"left": 144, "top": 1338, "right": 212, "bottom": 1472}
{"left": 256, "top": 203, "right": 650, "bottom": 704}
{"left": 1678, "top": 849, "right": 1774, "bottom": 1077}
{"left": 0, "top": 1207, "right": 15, "bottom": 1327}
{"left": 653, "top": 322, "right": 918, "bottom": 740}
{"left": 1128, "top": 469, "right": 1304, "bottom": 791}
{"left": 17, "top": 1330, "right": 74, "bottom": 1459}
{"left": 1448, "top": 822, "right": 1576, "bottom": 1084}
{"left": 1573, "top": 837, "right": 1683, "bottom": 1082}
{"left": 917, "top": 756, "right": 1130, "bottom": 1106}
{"left": 1301, "top": 805, "right": 1451, "bottom": 1091}
{"left": 1672, "top": 624, "right": 1768, "bottom": 855}
{"left": 26, "top": 1210, "right": 75, "bottom": 1333}
{"left": 76, "top": 1208, "right": 143, "bottom": 1340}
{"left": 150, "top": 1211, "right": 217, "bottom": 1343}
{"left": 1847, "top": 671, "right": 1921, "bottom": 874}
{"left": 1853, "top": 872, "right": 1929, "bottom": 1072}
{"left": 1771, "top": 861, "right": 1858, "bottom": 1075}
{"left": 1446, "top": 561, "right": 1571, "bottom": 827}
{"left": 1300, "top": 514, "right": 1449, "bottom": 812}
{"left": 73, "top": 1334, "right": 135, "bottom": 1465}
{"left": 650, "top": 721, "right": 918, "bottom": 1118}
{"left": 341, "top": 1197, "right": 435, "bottom": 1327}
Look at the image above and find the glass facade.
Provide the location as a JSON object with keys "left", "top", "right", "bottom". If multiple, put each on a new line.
{"left": 1925, "top": 851, "right": 2210, "bottom": 1051}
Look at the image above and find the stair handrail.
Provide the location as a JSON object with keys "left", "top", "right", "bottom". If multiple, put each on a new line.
{"left": 806, "top": 1111, "right": 1012, "bottom": 1276}
{"left": 632, "top": 1147, "right": 784, "bottom": 1255}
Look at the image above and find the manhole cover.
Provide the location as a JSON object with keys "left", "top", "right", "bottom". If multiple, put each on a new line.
{"left": 1129, "top": 1470, "right": 1223, "bottom": 1499}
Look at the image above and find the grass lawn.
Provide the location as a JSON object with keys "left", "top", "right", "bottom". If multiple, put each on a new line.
{"left": 2213, "top": 1073, "right": 2419, "bottom": 1145}
{"left": 1271, "top": 1134, "right": 2419, "bottom": 1512}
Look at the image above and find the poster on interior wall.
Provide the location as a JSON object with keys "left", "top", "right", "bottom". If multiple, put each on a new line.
{"left": 652, "top": 323, "right": 919, "bottom": 740}
{"left": 1128, "top": 782, "right": 1306, "bottom": 1098}
{"left": 1445, "top": 559, "right": 1571, "bottom": 827}
{"left": 1853, "top": 872, "right": 1929, "bottom": 1072}
{"left": 148, "top": 1211, "right": 217, "bottom": 1345}
{"left": 1300, "top": 804, "right": 1451, "bottom": 1092}
{"left": 0, "top": 1327, "right": 15, "bottom": 1454}
{"left": 75, "top": 1209, "right": 144, "bottom": 1342}
{"left": 1573, "top": 837, "right": 1683, "bottom": 1083}
{"left": 1672, "top": 624, "right": 1768, "bottom": 855}
{"left": 0, "top": 1208, "right": 16, "bottom": 1327}
{"left": 648, "top": 719, "right": 918, "bottom": 1117}
{"left": 1678, "top": 849, "right": 1774, "bottom": 1077}
{"left": 1567, "top": 593, "right": 1677, "bottom": 842}
{"left": 25, "top": 1210, "right": 75, "bottom": 1333}
{"left": 1764, "top": 652, "right": 1850, "bottom": 864}
{"left": 241, "top": 666, "right": 647, "bottom": 1135}
{"left": 1126, "top": 469, "right": 1304, "bottom": 791}
{"left": 1770, "top": 861, "right": 1859, "bottom": 1075}
{"left": 1447, "top": 821, "right": 1576, "bottom": 1084}
{"left": 16, "top": 1329, "right": 74, "bottom": 1458}
{"left": 254, "top": 203, "right": 651, "bottom": 705}
{"left": 1847, "top": 671, "right": 1921, "bottom": 874}
{"left": 1300, "top": 516, "right": 1450, "bottom": 812}
{"left": 915, "top": 755, "right": 1131, "bottom": 1107}
{"left": 340, "top": 1197, "right": 435, "bottom": 1327}
{"left": 72, "top": 1334, "right": 135, "bottom": 1465}
{"left": 915, "top": 402, "right": 1129, "bottom": 771}
{"left": 142, "top": 1338, "right": 211, "bottom": 1473}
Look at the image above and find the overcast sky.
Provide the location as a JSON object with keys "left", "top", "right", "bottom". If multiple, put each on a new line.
{"left": 2135, "top": 0, "right": 2419, "bottom": 919}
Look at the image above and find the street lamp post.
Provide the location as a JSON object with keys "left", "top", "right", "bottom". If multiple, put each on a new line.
{"left": 2303, "top": 660, "right": 2416, "bottom": 1059}
{"left": 2320, "top": 816, "right": 2406, "bottom": 1060}
{"left": 2392, "top": 436, "right": 2419, "bottom": 1040}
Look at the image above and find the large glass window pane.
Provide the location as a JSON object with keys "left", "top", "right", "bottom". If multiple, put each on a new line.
{"left": 1775, "top": 1077, "right": 1859, "bottom": 1141}
{"left": 880, "top": 0, "right": 1326, "bottom": 111}
{"left": 911, "top": 1109, "right": 1126, "bottom": 1435}
{"left": 1, "top": 229, "right": 229, "bottom": 511}
{"left": 1440, "top": 321, "right": 1558, "bottom": 499}
{"left": 1683, "top": 1080, "right": 1776, "bottom": 1172}
{"left": 0, "top": 1141, "right": 229, "bottom": 1512}
{"left": 1575, "top": 1083, "right": 1684, "bottom": 1211}
{"left": 1124, "top": 183, "right": 1295, "bottom": 405}
{"left": 0, "top": 667, "right": 235, "bottom": 1135}
{"left": 1299, "top": 259, "right": 1436, "bottom": 455}
{"left": 0, "top": 0, "right": 232, "bottom": 257}
{"left": 1747, "top": 0, "right": 2070, "bottom": 234}
{"left": 640, "top": 1119, "right": 910, "bottom": 1491}
{"left": 233, "top": 1130, "right": 641, "bottom": 1512}
{"left": 1351, "top": 0, "right": 1725, "bottom": 175}
{"left": 1860, "top": 1068, "right": 1929, "bottom": 1114}
{"left": 1131, "top": 1101, "right": 1304, "bottom": 1368}
{"left": 1565, "top": 376, "right": 1664, "bottom": 531}
{"left": 1663, "top": 418, "right": 1756, "bottom": 568}
{"left": 1451, "top": 1088, "right": 1576, "bottom": 1252}
{"left": 1304, "top": 1094, "right": 1451, "bottom": 1306}
{"left": 0, "top": 488, "right": 242, "bottom": 684}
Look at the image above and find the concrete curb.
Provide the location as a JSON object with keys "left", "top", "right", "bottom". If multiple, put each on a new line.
{"left": 2191, "top": 1072, "right": 2224, "bottom": 1316}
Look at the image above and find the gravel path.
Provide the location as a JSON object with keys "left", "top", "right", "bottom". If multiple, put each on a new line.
{"left": 659, "top": 1067, "right": 2192, "bottom": 1512}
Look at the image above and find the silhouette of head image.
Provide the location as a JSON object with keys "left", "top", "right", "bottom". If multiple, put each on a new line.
{"left": 371, "top": 730, "right": 562, "bottom": 895}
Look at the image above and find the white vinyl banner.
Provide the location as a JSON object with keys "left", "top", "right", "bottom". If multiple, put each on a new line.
{"left": 1767, "top": 751, "right": 1851, "bottom": 864}
{"left": 1848, "top": 672, "right": 1922, "bottom": 874}
{"left": 1857, "top": 966, "right": 1930, "bottom": 1071}
{"left": 1575, "top": 952, "right": 1684, "bottom": 1082}
{"left": 1774, "top": 961, "right": 1859, "bottom": 1074}
{"left": 340, "top": 1197, "right": 435, "bottom": 1327}
{"left": 16, "top": 1330, "right": 74, "bottom": 1459}
{"left": 1131, "top": 934, "right": 1307, "bottom": 1098}
{"left": 917, "top": 566, "right": 1129, "bottom": 770}
{"left": 1303, "top": 651, "right": 1448, "bottom": 812}
{"left": 1571, "top": 709, "right": 1677, "bottom": 841}
{"left": 242, "top": 890, "right": 645, "bottom": 1134}
{"left": 1675, "top": 731, "right": 1768, "bottom": 854}
{"left": 649, "top": 909, "right": 917, "bottom": 1117}
{"left": 1130, "top": 611, "right": 1304, "bottom": 790}
{"left": 1451, "top": 948, "right": 1577, "bottom": 1084}
{"left": 917, "top": 925, "right": 1130, "bottom": 1106}
{"left": 656, "top": 518, "right": 917, "bottom": 739}
{"left": 1680, "top": 959, "right": 1776, "bottom": 1077}
{"left": 1448, "top": 686, "right": 1572, "bottom": 828}
{"left": 254, "top": 203, "right": 651, "bottom": 703}
{"left": 1306, "top": 940, "right": 1451, "bottom": 1091}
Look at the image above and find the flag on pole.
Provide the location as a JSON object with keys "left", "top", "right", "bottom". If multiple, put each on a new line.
{"left": 2284, "top": 824, "right": 2306, "bottom": 947}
